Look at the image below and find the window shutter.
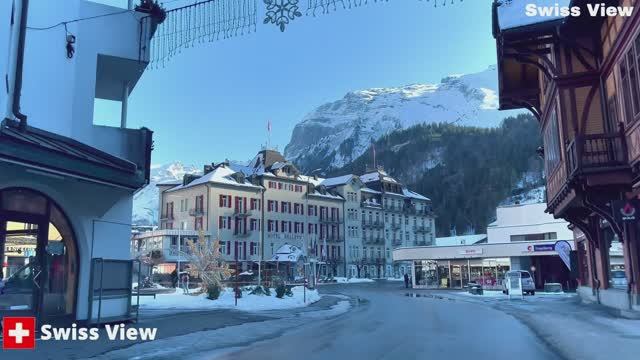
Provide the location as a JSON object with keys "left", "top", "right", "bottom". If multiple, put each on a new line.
{"left": 243, "top": 218, "right": 247, "bottom": 234}
{"left": 219, "top": 216, "right": 223, "bottom": 229}
{"left": 227, "top": 241, "right": 231, "bottom": 255}
{"left": 243, "top": 242, "right": 247, "bottom": 259}
{"left": 219, "top": 195, "right": 223, "bottom": 207}
{"left": 234, "top": 241, "right": 238, "bottom": 259}
{"left": 288, "top": 202, "right": 292, "bottom": 214}
{"left": 227, "top": 217, "right": 231, "bottom": 229}
{"left": 244, "top": 197, "right": 247, "bottom": 211}
{"left": 250, "top": 242, "right": 254, "bottom": 255}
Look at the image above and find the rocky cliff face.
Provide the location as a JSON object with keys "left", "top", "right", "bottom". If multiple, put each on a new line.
{"left": 284, "top": 65, "right": 522, "bottom": 172}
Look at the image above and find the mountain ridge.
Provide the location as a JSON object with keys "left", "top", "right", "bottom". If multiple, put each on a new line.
{"left": 284, "top": 65, "right": 524, "bottom": 172}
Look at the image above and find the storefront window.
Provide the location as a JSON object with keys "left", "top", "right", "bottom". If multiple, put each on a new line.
{"left": 414, "top": 260, "right": 437, "bottom": 287}
{"left": 437, "top": 263, "right": 449, "bottom": 288}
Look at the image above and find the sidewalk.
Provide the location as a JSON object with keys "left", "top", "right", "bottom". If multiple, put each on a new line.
{"left": 0, "top": 294, "right": 346, "bottom": 360}
{"left": 440, "top": 290, "right": 640, "bottom": 360}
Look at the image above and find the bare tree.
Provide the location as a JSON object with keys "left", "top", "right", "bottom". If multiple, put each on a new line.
{"left": 185, "top": 230, "right": 233, "bottom": 291}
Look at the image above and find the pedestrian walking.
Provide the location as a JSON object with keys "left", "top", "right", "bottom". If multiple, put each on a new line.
{"left": 181, "top": 273, "right": 190, "bottom": 294}
{"left": 404, "top": 273, "right": 409, "bottom": 288}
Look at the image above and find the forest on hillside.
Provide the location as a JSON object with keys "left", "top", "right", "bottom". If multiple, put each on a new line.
{"left": 333, "top": 113, "right": 544, "bottom": 236}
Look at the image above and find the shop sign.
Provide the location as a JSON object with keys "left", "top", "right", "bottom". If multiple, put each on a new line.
{"left": 612, "top": 199, "right": 640, "bottom": 223}
{"left": 526, "top": 244, "right": 554, "bottom": 252}
{"left": 458, "top": 248, "right": 482, "bottom": 255}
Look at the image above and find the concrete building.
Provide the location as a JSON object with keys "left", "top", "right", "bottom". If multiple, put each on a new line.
{"left": 134, "top": 152, "right": 435, "bottom": 280}
{"left": 394, "top": 202, "right": 576, "bottom": 290}
{"left": 322, "top": 169, "right": 435, "bottom": 279}
{"left": 0, "top": 0, "right": 160, "bottom": 324}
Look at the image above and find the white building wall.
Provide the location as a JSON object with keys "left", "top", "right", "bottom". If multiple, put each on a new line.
{"left": 4, "top": 0, "right": 149, "bottom": 152}
{"left": 487, "top": 203, "right": 573, "bottom": 243}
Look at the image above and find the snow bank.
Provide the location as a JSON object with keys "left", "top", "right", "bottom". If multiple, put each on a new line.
{"left": 332, "top": 277, "right": 375, "bottom": 284}
{"left": 137, "top": 286, "right": 320, "bottom": 311}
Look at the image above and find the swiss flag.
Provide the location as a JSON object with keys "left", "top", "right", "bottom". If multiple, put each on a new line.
{"left": 2, "top": 317, "right": 36, "bottom": 350}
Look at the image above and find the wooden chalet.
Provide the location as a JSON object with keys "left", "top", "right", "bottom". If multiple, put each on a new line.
{"left": 493, "top": 0, "right": 640, "bottom": 316}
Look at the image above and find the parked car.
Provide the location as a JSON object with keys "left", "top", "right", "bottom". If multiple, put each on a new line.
{"left": 502, "top": 270, "right": 536, "bottom": 295}
{"left": 609, "top": 270, "right": 628, "bottom": 288}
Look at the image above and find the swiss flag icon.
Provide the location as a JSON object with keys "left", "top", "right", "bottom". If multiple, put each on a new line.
{"left": 2, "top": 317, "right": 36, "bottom": 350}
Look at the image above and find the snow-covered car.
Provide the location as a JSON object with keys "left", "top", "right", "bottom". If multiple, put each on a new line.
{"left": 609, "top": 270, "right": 628, "bottom": 288}
{"left": 502, "top": 270, "right": 536, "bottom": 295}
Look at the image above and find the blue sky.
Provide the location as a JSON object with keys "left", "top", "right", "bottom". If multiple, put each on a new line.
{"left": 10, "top": 0, "right": 498, "bottom": 166}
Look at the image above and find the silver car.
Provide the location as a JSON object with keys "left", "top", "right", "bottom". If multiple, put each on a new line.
{"left": 502, "top": 270, "right": 536, "bottom": 295}
{"left": 609, "top": 270, "right": 628, "bottom": 288}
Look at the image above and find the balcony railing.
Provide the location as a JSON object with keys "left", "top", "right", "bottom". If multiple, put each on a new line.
{"left": 234, "top": 230, "right": 253, "bottom": 238}
{"left": 233, "top": 208, "right": 252, "bottom": 217}
{"left": 160, "top": 213, "right": 175, "bottom": 220}
{"left": 390, "top": 222, "right": 401, "bottom": 230}
{"left": 362, "top": 220, "right": 384, "bottom": 228}
{"left": 364, "top": 237, "right": 385, "bottom": 244}
{"left": 322, "top": 235, "right": 344, "bottom": 242}
{"left": 414, "top": 226, "right": 430, "bottom": 233}
{"left": 567, "top": 131, "right": 628, "bottom": 176}
{"left": 189, "top": 208, "right": 206, "bottom": 217}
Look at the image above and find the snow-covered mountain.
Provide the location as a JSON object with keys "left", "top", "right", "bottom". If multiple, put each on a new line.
{"left": 284, "top": 65, "right": 523, "bottom": 171}
{"left": 132, "top": 162, "right": 199, "bottom": 225}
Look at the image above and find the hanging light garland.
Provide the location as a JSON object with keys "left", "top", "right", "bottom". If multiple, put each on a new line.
{"left": 143, "top": 0, "right": 258, "bottom": 68}
{"left": 306, "top": 0, "right": 463, "bottom": 17}
{"left": 142, "top": 0, "right": 462, "bottom": 66}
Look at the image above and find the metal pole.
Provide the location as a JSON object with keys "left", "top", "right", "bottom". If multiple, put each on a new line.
{"left": 177, "top": 229, "right": 181, "bottom": 289}
{"left": 121, "top": 82, "right": 129, "bottom": 128}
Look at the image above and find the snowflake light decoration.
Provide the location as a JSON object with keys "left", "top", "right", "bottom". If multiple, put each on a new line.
{"left": 264, "top": 0, "right": 303, "bottom": 32}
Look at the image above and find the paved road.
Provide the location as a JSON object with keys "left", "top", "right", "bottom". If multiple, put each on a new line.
{"left": 211, "top": 282, "right": 560, "bottom": 360}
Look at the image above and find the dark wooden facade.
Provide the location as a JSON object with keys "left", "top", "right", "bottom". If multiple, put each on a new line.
{"left": 493, "top": 0, "right": 640, "bottom": 312}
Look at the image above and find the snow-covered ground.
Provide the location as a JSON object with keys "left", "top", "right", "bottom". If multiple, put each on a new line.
{"left": 136, "top": 286, "right": 320, "bottom": 311}
{"left": 331, "top": 277, "right": 375, "bottom": 284}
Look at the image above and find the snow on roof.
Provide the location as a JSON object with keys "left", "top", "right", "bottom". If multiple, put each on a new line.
{"left": 361, "top": 187, "right": 381, "bottom": 194}
{"left": 157, "top": 180, "right": 182, "bottom": 186}
{"left": 497, "top": 0, "right": 570, "bottom": 31}
{"left": 320, "top": 174, "right": 357, "bottom": 187}
{"left": 297, "top": 174, "right": 324, "bottom": 186}
{"left": 360, "top": 172, "right": 380, "bottom": 183}
{"left": 166, "top": 165, "right": 263, "bottom": 192}
{"left": 270, "top": 244, "right": 304, "bottom": 262}
{"left": 435, "top": 234, "right": 488, "bottom": 247}
{"left": 403, "top": 188, "right": 430, "bottom": 201}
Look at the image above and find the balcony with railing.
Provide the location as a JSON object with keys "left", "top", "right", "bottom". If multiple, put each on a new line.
{"left": 160, "top": 212, "right": 175, "bottom": 221}
{"left": 189, "top": 208, "right": 206, "bottom": 217}
{"left": 364, "top": 236, "right": 385, "bottom": 245}
{"left": 362, "top": 219, "right": 384, "bottom": 229}
{"left": 414, "top": 225, "right": 430, "bottom": 233}
{"left": 234, "top": 230, "right": 253, "bottom": 238}
{"left": 390, "top": 222, "right": 402, "bottom": 230}
{"left": 566, "top": 131, "right": 628, "bottom": 177}
{"left": 323, "top": 235, "right": 344, "bottom": 242}
{"left": 320, "top": 216, "right": 340, "bottom": 224}
{"left": 233, "top": 208, "right": 252, "bottom": 217}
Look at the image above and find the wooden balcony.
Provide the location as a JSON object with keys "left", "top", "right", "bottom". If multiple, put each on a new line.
{"left": 566, "top": 131, "right": 628, "bottom": 177}
{"left": 547, "top": 128, "right": 632, "bottom": 215}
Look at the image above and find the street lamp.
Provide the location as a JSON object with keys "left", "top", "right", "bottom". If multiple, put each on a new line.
{"left": 305, "top": 168, "right": 322, "bottom": 288}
